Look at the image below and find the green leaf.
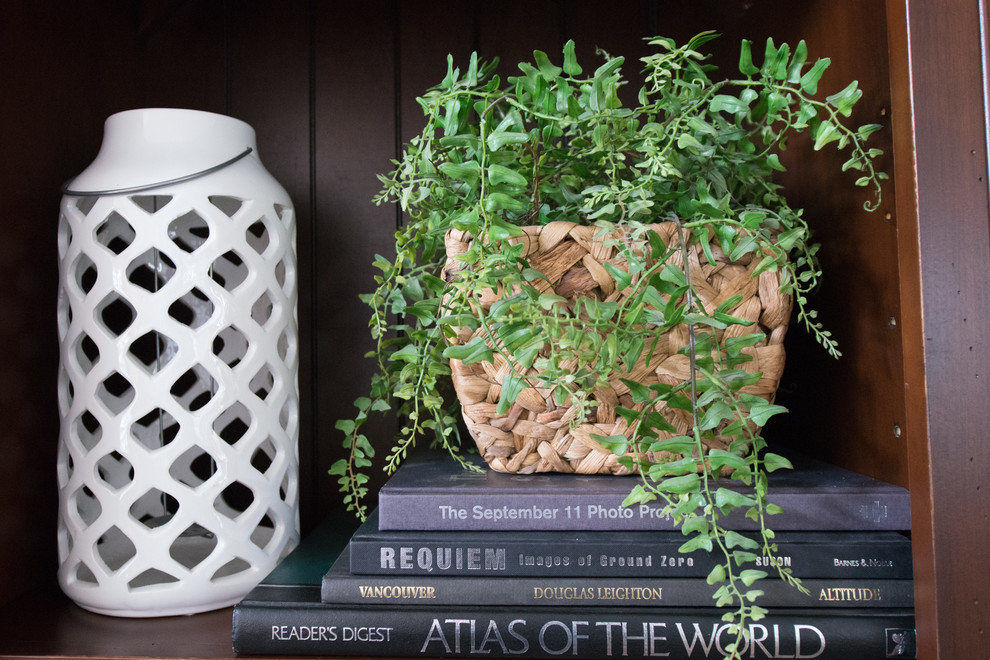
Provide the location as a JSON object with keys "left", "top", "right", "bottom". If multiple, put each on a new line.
{"left": 438, "top": 160, "right": 481, "bottom": 182}
{"left": 621, "top": 335, "right": 645, "bottom": 370}
{"left": 593, "top": 55, "right": 624, "bottom": 80}
{"left": 465, "top": 51, "right": 479, "bottom": 86}
{"left": 857, "top": 123, "right": 883, "bottom": 140}
{"left": 488, "top": 214, "right": 524, "bottom": 241}
{"left": 497, "top": 320, "right": 538, "bottom": 349}
{"left": 681, "top": 515, "right": 709, "bottom": 535}
{"left": 713, "top": 294, "right": 744, "bottom": 315}
{"left": 813, "top": 120, "right": 841, "bottom": 151}
{"left": 786, "top": 40, "right": 808, "bottom": 83}
{"left": 439, "top": 134, "right": 482, "bottom": 151}
{"left": 724, "top": 530, "right": 760, "bottom": 550}
{"left": 714, "top": 487, "right": 757, "bottom": 510}
{"left": 484, "top": 192, "right": 529, "bottom": 214}
{"left": 533, "top": 49, "right": 563, "bottom": 81}
{"left": 513, "top": 344, "right": 541, "bottom": 370}
{"left": 684, "top": 312, "right": 727, "bottom": 330}
{"left": 665, "top": 392, "right": 695, "bottom": 413}
{"left": 496, "top": 372, "right": 526, "bottom": 415}
{"left": 765, "top": 153, "right": 786, "bottom": 172}
{"left": 800, "top": 58, "right": 831, "bottom": 95}
{"left": 658, "top": 264, "right": 686, "bottom": 287}
{"left": 581, "top": 298, "right": 618, "bottom": 322}
{"left": 766, "top": 502, "right": 784, "bottom": 516}
{"left": 678, "top": 532, "right": 713, "bottom": 554}
{"left": 826, "top": 80, "right": 863, "bottom": 117}
{"left": 724, "top": 333, "right": 765, "bottom": 356}
{"left": 677, "top": 133, "right": 706, "bottom": 154}
{"left": 706, "top": 449, "right": 746, "bottom": 472}
{"left": 537, "top": 293, "right": 568, "bottom": 310}
{"left": 657, "top": 473, "right": 701, "bottom": 494}
{"left": 521, "top": 268, "right": 550, "bottom": 283}
{"left": 738, "top": 39, "right": 759, "bottom": 76}
{"left": 442, "top": 336, "right": 493, "bottom": 364}
{"left": 699, "top": 401, "right": 734, "bottom": 431}
{"left": 621, "top": 484, "right": 656, "bottom": 506}
{"left": 762, "top": 38, "right": 789, "bottom": 80}
{"left": 732, "top": 550, "right": 759, "bottom": 566}
{"left": 646, "top": 229, "right": 667, "bottom": 259}
{"left": 562, "top": 40, "right": 582, "bottom": 75}
{"left": 647, "top": 437, "right": 696, "bottom": 456}
{"left": 486, "top": 130, "right": 530, "bottom": 151}
{"left": 740, "top": 569, "right": 768, "bottom": 586}
{"left": 443, "top": 98, "right": 464, "bottom": 136}
{"left": 660, "top": 456, "right": 709, "bottom": 479}
{"left": 440, "top": 53, "right": 457, "bottom": 90}
{"left": 710, "top": 94, "right": 749, "bottom": 115}
{"left": 687, "top": 116, "right": 718, "bottom": 136}
{"left": 487, "top": 163, "right": 528, "bottom": 187}
{"left": 762, "top": 452, "right": 794, "bottom": 472}
{"left": 749, "top": 401, "right": 788, "bottom": 426}
{"left": 621, "top": 378, "right": 653, "bottom": 403}
{"left": 713, "top": 310, "right": 754, "bottom": 327}
{"left": 391, "top": 343, "right": 420, "bottom": 363}
{"left": 603, "top": 262, "right": 633, "bottom": 291}
{"left": 744, "top": 589, "right": 766, "bottom": 603}
{"left": 707, "top": 563, "right": 727, "bottom": 585}
{"left": 592, "top": 433, "right": 629, "bottom": 455}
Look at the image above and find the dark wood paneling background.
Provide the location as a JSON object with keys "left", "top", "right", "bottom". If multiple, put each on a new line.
{"left": 0, "top": 1, "right": 987, "bottom": 657}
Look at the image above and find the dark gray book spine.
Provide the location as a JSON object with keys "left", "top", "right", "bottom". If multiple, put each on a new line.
{"left": 321, "top": 573, "right": 914, "bottom": 609}
{"left": 232, "top": 600, "right": 917, "bottom": 658}
{"left": 376, "top": 489, "right": 911, "bottom": 532}
{"left": 349, "top": 535, "right": 913, "bottom": 578}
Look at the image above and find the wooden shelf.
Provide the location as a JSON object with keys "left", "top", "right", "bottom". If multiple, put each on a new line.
{"left": 0, "top": 587, "right": 404, "bottom": 660}
{"left": 0, "top": 588, "right": 236, "bottom": 659}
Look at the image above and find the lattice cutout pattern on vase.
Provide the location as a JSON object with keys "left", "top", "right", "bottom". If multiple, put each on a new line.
{"left": 56, "top": 190, "right": 300, "bottom": 617}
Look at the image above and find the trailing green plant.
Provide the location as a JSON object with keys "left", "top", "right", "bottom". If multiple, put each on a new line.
{"left": 333, "top": 32, "right": 884, "bottom": 660}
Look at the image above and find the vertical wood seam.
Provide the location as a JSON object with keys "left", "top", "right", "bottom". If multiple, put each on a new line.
{"left": 392, "top": 0, "right": 403, "bottom": 231}
{"left": 884, "top": 0, "right": 935, "bottom": 653}
{"left": 982, "top": 0, "right": 990, "bottom": 209}
{"left": 306, "top": 0, "right": 319, "bottom": 525}
{"left": 223, "top": 0, "right": 232, "bottom": 116}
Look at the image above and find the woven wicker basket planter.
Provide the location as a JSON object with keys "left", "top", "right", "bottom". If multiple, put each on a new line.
{"left": 443, "top": 221, "right": 792, "bottom": 475}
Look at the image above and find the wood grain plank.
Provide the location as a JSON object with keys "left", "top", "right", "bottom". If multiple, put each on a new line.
{"left": 311, "top": 1, "right": 400, "bottom": 516}
{"left": 397, "top": 0, "right": 479, "bottom": 146}
{"left": 884, "top": 0, "right": 935, "bottom": 653}
{"left": 0, "top": 0, "right": 144, "bottom": 604}
{"left": 756, "top": 0, "right": 907, "bottom": 488}
{"left": 473, "top": 0, "right": 566, "bottom": 85}
{"left": 225, "top": 0, "right": 317, "bottom": 529}
{"left": 131, "top": 0, "right": 227, "bottom": 113}
{"left": 894, "top": 0, "right": 990, "bottom": 655}
{"left": 637, "top": 0, "right": 908, "bottom": 487}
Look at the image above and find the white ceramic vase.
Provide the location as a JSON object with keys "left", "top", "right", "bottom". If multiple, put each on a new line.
{"left": 55, "top": 108, "right": 300, "bottom": 616}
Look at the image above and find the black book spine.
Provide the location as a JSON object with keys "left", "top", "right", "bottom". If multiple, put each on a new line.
{"left": 232, "top": 602, "right": 916, "bottom": 658}
{"left": 350, "top": 536, "right": 913, "bottom": 578}
{"left": 321, "top": 572, "right": 914, "bottom": 609}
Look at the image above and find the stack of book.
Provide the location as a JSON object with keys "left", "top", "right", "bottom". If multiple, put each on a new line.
{"left": 232, "top": 451, "right": 917, "bottom": 658}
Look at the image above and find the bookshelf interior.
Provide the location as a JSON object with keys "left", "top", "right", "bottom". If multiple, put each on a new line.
{"left": 1, "top": 1, "right": 987, "bottom": 658}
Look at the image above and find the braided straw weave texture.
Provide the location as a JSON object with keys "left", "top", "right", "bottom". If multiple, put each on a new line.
{"left": 443, "top": 221, "right": 792, "bottom": 475}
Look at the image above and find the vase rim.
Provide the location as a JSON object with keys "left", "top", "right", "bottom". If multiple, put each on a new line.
{"left": 63, "top": 108, "right": 260, "bottom": 196}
